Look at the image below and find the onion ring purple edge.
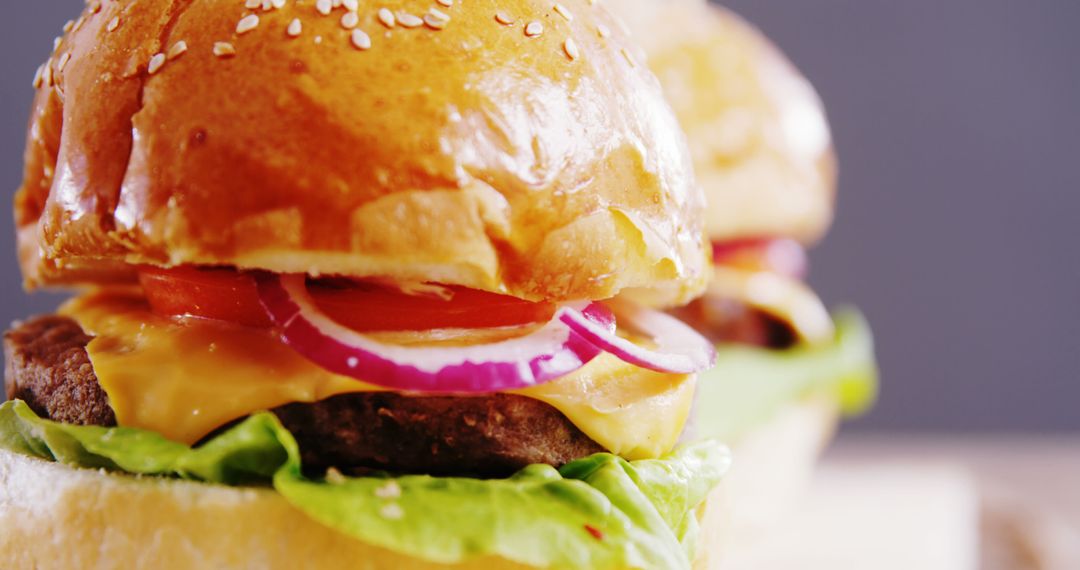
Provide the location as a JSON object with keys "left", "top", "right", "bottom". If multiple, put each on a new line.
{"left": 255, "top": 273, "right": 617, "bottom": 394}
{"left": 558, "top": 299, "right": 717, "bottom": 374}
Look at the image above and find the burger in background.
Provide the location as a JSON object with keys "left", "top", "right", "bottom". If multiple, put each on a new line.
{"left": 1, "top": 1, "right": 731, "bottom": 569}
{"left": 608, "top": 0, "right": 879, "bottom": 547}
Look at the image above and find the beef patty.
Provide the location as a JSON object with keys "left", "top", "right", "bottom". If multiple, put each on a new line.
{"left": 3, "top": 315, "right": 604, "bottom": 477}
{"left": 670, "top": 296, "right": 797, "bottom": 348}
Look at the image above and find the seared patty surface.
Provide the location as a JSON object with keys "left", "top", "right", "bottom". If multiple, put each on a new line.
{"left": 4, "top": 316, "right": 116, "bottom": 426}
{"left": 3, "top": 315, "right": 604, "bottom": 477}
{"left": 670, "top": 297, "right": 796, "bottom": 348}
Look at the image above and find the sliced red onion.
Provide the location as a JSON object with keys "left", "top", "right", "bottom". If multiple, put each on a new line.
{"left": 559, "top": 298, "right": 717, "bottom": 374}
{"left": 256, "top": 274, "right": 616, "bottom": 393}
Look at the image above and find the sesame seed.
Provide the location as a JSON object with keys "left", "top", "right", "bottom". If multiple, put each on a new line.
{"left": 32, "top": 65, "right": 45, "bottom": 88}
{"left": 236, "top": 14, "right": 259, "bottom": 34}
{"left": 563, "top": 37, "right": 579, "bottom": 60}
{"left": 41, "top": 64, "right": 53, "bottom": 87}
{"left": 553, "top": 3, "right": 573, "bottom": 21}
{"left": 53, "top": 37, "right": 63, "bottom": 51}
{"left": 287, "top": 18, "right": 303, "bottom": 37}
{"left": 213, "top": 42, "right": 237, "bottom": 58}
{"left": 375, "top": 481, "right": 402, "bottom": 498}
{"left": 437, "top": 0, "right": 453, "bottom": 6}
{"left": 106, "top": 16, "right": 120, "bottom": 32}
{"left": 495, "top": 11, "right": 515, "bottom": 25}
{"left": 341, "top": 11, "right": 359, "bottom": 29}
{"left": 397, "top": 12, "right": 423, "bottom": 28}
{"left": 597, "top": 23, "right": 610, "bottom": 38}
{"left": 272, "top": 0, "right": 286, "bottom": 8}
{"left": 325, "top": 467, "right": 347, "bottom": 485}
{"left": 167, "top": 40, "right": 188, "bottom": 60}
{"left": 74, "top": 17, "right": 86, "bottom": 32}
{"left": 424, "top": 13, "right": 447, "bottom": 30}
{"left": 63, "top": 20, "right": 74, "bottom": 33}
{"left": 57, "top": 52, "right": 71, "bottom": 72}
{"left": 314, "top": 35, "right": 323, "bottom": 44}
{"left": 316, "top": 0, "right": 332, "bottom": 15}
{"left": 147, "top": 53, "right": 166, "bottom": 75}
{"left": 379, "top": 503, "right": 404, "bottom": 520}
{"left": 343, "top": 0, "right": 359, "bottom": 11}
{"left": 350, "top": 29, "right": 371, "bottom": 50}
{"left": 245, "top": 0, "right": 261, "bottom": 8}
{"left": 378, "top": 8, "right": 396, "bottom": 28}
{"left": 261, "top": 0, "right": 272, "bottom": 10}
{"left": 524, "top": 21, "right": 543, "bottom": 37}
{"left": 90, "top": 2, "right": 102, "bottom": 14}
{"left": 429, "top": 8, "right": 450, "bottom": 21}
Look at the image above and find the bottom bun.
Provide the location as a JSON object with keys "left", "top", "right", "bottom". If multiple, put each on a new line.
{"left": 729, "top": 397, "right": 839, "bottom": 541}
{"left": 699, "top": 397, "right": 839, "bottom": 570}
{"left": 0, "top": 400, "right": 833, "bottom": 570}
{"left": 0, "top": 446, "right": 729, "bottom": 570}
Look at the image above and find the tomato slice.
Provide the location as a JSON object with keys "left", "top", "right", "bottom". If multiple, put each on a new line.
{"left": 711, "top": 238, "right": 808, "bottom": 279}
{"left": 138, "top": 267, "right": 555, "bottom": 331}
{"left": 139, "top": 266, "right": 271, "bottom": 328}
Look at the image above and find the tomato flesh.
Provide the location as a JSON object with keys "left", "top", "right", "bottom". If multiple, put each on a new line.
{"left": 138, "top": 267, "right": 555, "bottom": 331}
{"left": 139, "top": 266, "right": 271, "bottom": 328}
{"left": 711, "top": 238, "right": 808, "bottom": 279}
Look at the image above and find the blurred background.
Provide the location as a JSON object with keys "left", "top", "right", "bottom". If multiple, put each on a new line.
{"left": 721, "top": 0, "right": 1080, "bottom": 433}
{"left": 1, "top": 1, "right": 1077, "bottom": 433}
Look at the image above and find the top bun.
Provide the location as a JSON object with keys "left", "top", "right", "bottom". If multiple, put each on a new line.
{"left": 16, "top": 0, "right": 708, "bottom": 306}
{"left": 612, "top": 0, "right": 836, "bottom": 244}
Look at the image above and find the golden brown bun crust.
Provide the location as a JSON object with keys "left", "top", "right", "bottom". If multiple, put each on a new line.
{"left": 612, "top": 1, "right": 836, "bottom": 244}
{"left": 0, "top": 447, "right": 727, "bottom": 570}
{"left": 17, "top": 0, "right": 708, "bottom": 305}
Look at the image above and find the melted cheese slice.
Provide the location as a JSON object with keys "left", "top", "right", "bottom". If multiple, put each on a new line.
{"left": 710, "top": 265, "right": 835, "bottom": 345}
{"left": 60, "top": 290, "right": 695, "bottom": 460}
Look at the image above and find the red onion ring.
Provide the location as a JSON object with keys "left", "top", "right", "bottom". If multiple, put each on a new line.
{"left": 256, "top": 274, "right": 616, "bottom": 393}
{"left": 559, "top": 298, "right": 717, "bottom": 374}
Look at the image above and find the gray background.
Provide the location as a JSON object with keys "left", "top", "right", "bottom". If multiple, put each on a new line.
{"left": 2, "top": 1, "right": 1077, "bottom": 432}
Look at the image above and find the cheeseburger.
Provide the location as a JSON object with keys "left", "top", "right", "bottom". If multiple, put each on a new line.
{"left": 610, "top": 0, "right": 878, "bottom": 542}
{"left": 2, "top": 1, "right": 731, "bottom": 570}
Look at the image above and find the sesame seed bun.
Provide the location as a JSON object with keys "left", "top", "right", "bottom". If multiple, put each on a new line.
{"left": 612, "top": 1, "right": 836, "bottom": 244}
{"left": 16, "top": 0, "right": 708, "bottom": 306}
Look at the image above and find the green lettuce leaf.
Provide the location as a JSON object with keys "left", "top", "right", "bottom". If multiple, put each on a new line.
{"left": 695, "top": 308, "right": 879, "bottom": 441}
{"left": 0, "top": 400, "right": 289, "bottom": 484}
{"left": 0, "top": 400, "right": 730, "bottom": 570}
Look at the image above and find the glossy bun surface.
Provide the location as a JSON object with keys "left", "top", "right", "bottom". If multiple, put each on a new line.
{"left": 17, "top": 0, "right": 708, "bottom": 304}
